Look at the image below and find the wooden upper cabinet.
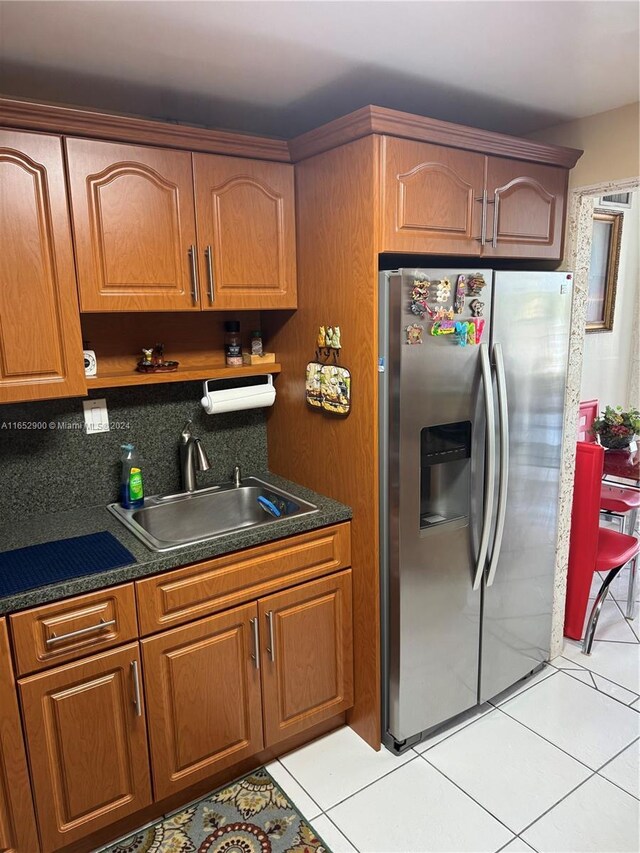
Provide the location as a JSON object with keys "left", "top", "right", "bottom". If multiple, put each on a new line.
{"left": 19, "top": 643, "right": 151, "bottom": 852}
{"left": 0, "top": 129, "right": 86, "bottom": 403}
{"left": 141, "top": 602, "right": 263, "bottom": 800}
{"left": 483, "top": 157, "right": 567, "bottom": 259}
{"left": 0, "top": 619, "right": 40, "bottom": 853}
{"left": 259, "top": 570, "right": 353, "bottom": 748}
{"left": 193, "top": 153, "right": 297, "bottom": 309}
{"left": 380, "top": 136, "right": 485, "bottom": 255}
{"left": 65, "top": 138, "right": 199, "bottom": 311}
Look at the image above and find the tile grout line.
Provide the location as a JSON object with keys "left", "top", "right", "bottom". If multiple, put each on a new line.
{"left": 593, "top": 736, "right": 640, "bottom": 801}
{"left": 270, "top": 757, "right": 324, "bottom": 821}
{"left": 494, "top": 698, "right": 618, "bottom": 775}
{"left": 314, "top": 752, "right": 422, "bottom": 814}
{"left": 486, "top": 668, "right": 559, "bottom": 711}
{"left": 559, "top": 661, "right": 640, "bottom": 708}
{"left": 318, "top": 810, "right": 363, "bottom": 853}
{"left": 611, "top": 595, "right": 640, "bottom": 642}
{"left": 516, "top": 769, "right": 599, "bottom": 838}
{"left": 416, "top": 707, "right": 496, "bottom": 754}
{"left": 419, "top": 751, "right": 521, "bottom": 839}
{"left": 553, "top": 653, "right": 640, "bottom": 699}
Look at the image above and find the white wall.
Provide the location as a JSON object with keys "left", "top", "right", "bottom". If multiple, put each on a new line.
{"left": 580, "top": 190, "right": 639, "bottom": 409}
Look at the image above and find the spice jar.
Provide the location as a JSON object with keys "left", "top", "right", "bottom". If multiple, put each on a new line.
{"left": 251, "top": 330, "right": 263, "bottom": 356}
{"left": 224, "top": 321, "right": 242, "bottom": 367}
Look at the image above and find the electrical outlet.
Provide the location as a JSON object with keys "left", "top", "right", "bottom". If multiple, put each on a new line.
{"left": 83, "top": 399, "right": 110, "bottom": 434}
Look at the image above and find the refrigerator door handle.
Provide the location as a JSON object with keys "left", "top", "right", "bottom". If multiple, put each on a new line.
{"left": 486, "top": 342, "right": 510, "bottom": 587}
{"left": 473, "top": 342, "right": 496, "bottom": 590}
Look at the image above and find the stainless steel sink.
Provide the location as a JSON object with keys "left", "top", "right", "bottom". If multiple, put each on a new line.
{"left": 108, "top": 477, "right": 318, "bottom": 552}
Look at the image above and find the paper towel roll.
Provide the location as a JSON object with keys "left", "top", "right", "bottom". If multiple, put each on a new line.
{"left": 201, "top": 376, "right": 276, "bottom": 415}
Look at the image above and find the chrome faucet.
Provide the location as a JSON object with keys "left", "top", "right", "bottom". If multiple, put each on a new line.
{"left": 179, "top": 421, "right": 211, "bottom": 492}
{"left": 233, "top": 465, "right": 242, "bottom": 487}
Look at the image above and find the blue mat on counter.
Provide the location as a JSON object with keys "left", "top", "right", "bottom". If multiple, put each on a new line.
{"left": 0, "top": 532, "right": 136, "bottom": 597}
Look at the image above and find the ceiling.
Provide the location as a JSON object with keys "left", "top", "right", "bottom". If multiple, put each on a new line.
{"left": 0, "top": 1, "right": 638, "bottom": 139}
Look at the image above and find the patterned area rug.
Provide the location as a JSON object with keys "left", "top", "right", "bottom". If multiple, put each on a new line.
{"left": 101, "top": 768, "right": 329, "bottom": 853}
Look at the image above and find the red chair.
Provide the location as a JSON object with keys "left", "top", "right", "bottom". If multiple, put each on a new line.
{"left": 565, "top": 442, "right": 639, "bottom": 655}
{"left": 578, "top": 399, "right": 598, "bottom": 442}
{"left": 578, "top": 399, "right": 639, "bottom": 537}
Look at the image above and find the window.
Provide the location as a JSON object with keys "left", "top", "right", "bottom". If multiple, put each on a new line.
{"left": 586, "top": 209, "right": 623, "bottom": 332}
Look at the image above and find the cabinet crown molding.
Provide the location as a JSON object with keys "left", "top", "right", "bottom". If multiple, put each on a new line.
{"left": 1, "top": 97, "right": 583, "bottom": 169}
{"left": 288, "top": 104, "right": 583, "bottom": 168}
{"left": 0, "top": 96, "right": 291, "bottom": 162}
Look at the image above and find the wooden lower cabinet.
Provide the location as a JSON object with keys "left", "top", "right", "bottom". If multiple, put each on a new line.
{"left": 19, "top": 643, "right": 151, "bottom": 852}
{"left": 259, "top": 570, "right": 353, "bottom": 747}
{"left": 141, "top": 602, "right": 264, "bottom": 800}
{"left": 0, "top": 619, "right": 39, "bottom": 853}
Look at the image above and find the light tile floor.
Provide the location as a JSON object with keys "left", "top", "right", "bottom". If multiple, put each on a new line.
{"left": 267, "top": 564, "right": 640, "bottom": 852}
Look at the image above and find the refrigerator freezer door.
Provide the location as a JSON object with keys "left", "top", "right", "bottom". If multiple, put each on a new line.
{"left": 480, "top": 271, "right": 572, "bottom": 702}
{"left": 381, "top": 269, "right": 492, "bottom": 746}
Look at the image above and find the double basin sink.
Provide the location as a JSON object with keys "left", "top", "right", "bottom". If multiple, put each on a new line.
{"left": 109, "top": 477, "right": 318, "bottom": 552}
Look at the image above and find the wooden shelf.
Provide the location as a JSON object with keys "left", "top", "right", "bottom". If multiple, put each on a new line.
{"left": 86, "top": 362, "right": 282, "bottom": 389}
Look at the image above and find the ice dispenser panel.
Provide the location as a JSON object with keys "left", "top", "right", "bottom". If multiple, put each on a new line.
{"left": 420, "top": 422, "right": 471, "bottom": 530}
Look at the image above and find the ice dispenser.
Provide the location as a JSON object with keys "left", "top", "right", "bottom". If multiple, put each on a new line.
{"left": 419, "top": 422, "right": 471, "bottom": 530}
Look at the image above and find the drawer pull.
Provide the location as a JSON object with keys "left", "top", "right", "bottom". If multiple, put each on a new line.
{"left": 45, "top": 617, "right": 116, "bottom": 646}
{"left": 131, "top": 659, "right": 142, "bottom": 716}
{"left": 266, "top": 610, "right": 275, "bottom": 662}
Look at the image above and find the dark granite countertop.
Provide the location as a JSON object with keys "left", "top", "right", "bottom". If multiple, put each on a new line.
{"left": 0, "top": 473, "right": 351, "bottom": 615}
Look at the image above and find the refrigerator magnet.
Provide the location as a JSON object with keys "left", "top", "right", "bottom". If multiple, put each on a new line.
{"left": 435, "top": 277, "right": 451, "bottom": 303}
{"left": 454, "top": 275, "right": 466, "bottom": 313}
{"left": 455, "top": 321, "right": 470, "bottom": 347}
{"left": 469, "top": 299, "right": 485, "bottom": 317}
{"left": 305, "top": 361, "right": 324, "bottom": 408}
{"left": 470, "top": 318, "right": 486, "bottom": 344}
{"left": 467, "top": 273, "right": 486, "bottom": 295}
{"left": 406, "top": 324, "right": 424, "bottom": 344}
{"left": 320, "top": 364, "right": 351, "bottom": 415}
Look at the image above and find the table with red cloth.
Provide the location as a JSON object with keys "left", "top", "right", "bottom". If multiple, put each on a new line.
{"left": 603, "top": 447, "right": 640, "bottom": 483}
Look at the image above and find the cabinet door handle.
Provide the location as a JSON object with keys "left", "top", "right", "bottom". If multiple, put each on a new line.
{"left": 188, "top": 245, "right": 199, "bottom": 304}
{"left": 131, "top": 659, "right": 142, "bottom": 716}
{"left": 492, "top": 193, "right": 500, "bottom": 248}
{"left": 479, "top": 190, "right": 488, "bottom": 246}
{"left": 204, "top": 245, "right": 215, "bottom": 304}
{"left": 45, "top": 617, "right": 116, "bottom": 646}
{"left": 266, "top": 611, "right": 275, "bottom": 662}
{"left": 250, "top": 617, "right": 260, "bottom": 670}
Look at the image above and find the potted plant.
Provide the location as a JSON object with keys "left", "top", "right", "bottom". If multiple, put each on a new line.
{"left": 591, "top": 405, "right": 640, "bottom": 449}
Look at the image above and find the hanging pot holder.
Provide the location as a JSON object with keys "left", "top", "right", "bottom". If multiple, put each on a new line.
{"left": 320, "top": 364, "right": 352, "bottom": 415}
{"left": 305, "top": 361, "right": 324, "bottom": 408}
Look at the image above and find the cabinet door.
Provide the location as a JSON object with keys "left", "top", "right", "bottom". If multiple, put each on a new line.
{"left": 141, "top": 602, "right": 263, "bottom": 800}
{"left": 193, "top": 153, "right": 297, "bottom": 309}
{"left": 66, "top": 138, "right": 199, "bottom": 311}
{"left": 380, "top": 136, "right": 484, "bottom": 255}
{"left": 259, "top": 570, "right": 353, "bottom": 747}
{"left": 0, "top": 620, "right": 39, "bottom": 853}
{"left": 19, "top": 643, "right": 151, "bottom": 852}
{"left": 483, "top": 157, "right": 567, "bottom": 259}
{"left": 0, "top": 130, "right": 86, "bottom": 403}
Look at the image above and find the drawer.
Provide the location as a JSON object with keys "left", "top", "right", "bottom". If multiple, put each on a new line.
{"left": 136, "top": 522, "right": 351, "bottom": 635}
{"left": 10, "top": 584, "right": 138, "bottom": 676}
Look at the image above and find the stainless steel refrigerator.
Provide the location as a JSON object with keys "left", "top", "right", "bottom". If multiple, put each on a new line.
{"left": 379, "top": 268, "right": 572, "bottom": 752}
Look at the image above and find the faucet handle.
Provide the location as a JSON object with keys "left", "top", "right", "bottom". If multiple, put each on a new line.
{"left": 180, "top": 420, "right": 193, "bottom": 442}
{"left": 195, "top": 439, "right": 211, "bottom": 472}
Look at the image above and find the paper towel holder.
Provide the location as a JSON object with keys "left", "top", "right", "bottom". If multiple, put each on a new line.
{"left": 201, "top": 374, "right": 276, "bottom": 415}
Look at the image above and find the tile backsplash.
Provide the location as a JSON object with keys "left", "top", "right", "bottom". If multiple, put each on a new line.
{"left": 0, "top": 382, "right": 268, "bottom": 521}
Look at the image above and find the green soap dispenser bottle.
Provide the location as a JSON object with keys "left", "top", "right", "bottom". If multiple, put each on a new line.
{"left": 120, "top": 443, "right": 144, "bottom": 509}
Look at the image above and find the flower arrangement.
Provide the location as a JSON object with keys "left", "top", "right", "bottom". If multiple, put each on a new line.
{"left": 591, "top": 406, "right": 640, "bottom": 449}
